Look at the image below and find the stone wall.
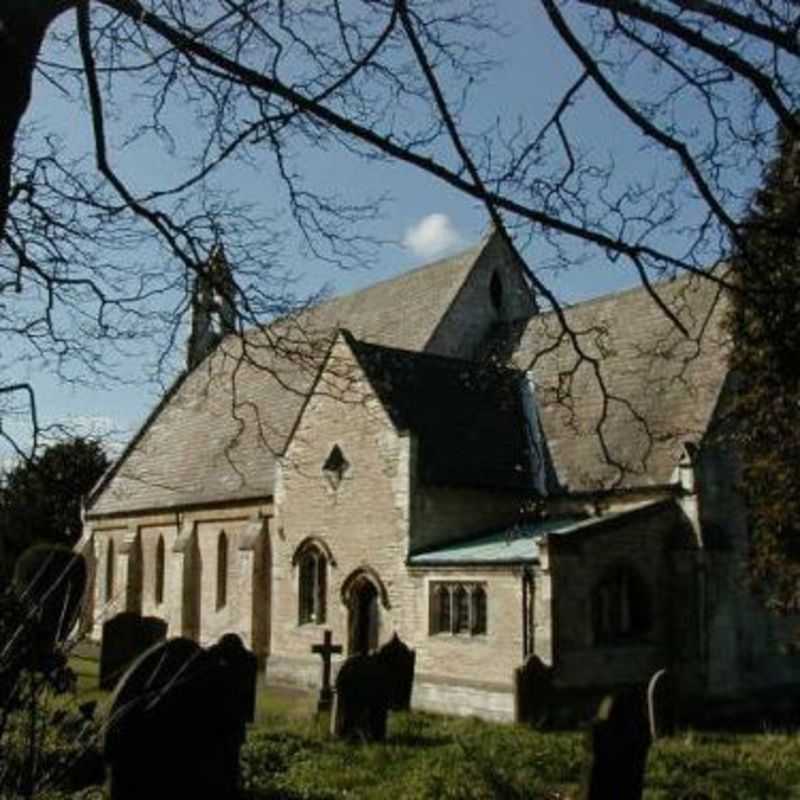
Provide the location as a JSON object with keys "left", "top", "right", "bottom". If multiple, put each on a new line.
{"left": 545, "top": 503, "right": 690, "bottom": 689}
{"left": 407, "top": 566, "right": 525, "bottom": 687}
{"left": 426, "top": 231, "right": 535, "bottom": 360}
{"left": 272, "top": 338, "right": 412, "bottom": 673}
{"left": 409, "top": 485, "right": 534, "bottom": 554}
{"left": 83, "top": 500, "right": 270, "bottom": 656}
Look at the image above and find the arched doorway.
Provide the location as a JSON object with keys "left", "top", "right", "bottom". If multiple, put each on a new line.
{"left": 341, "top": 567, "right": 390, "bottom": 656}
{"left": 349, "top": 577, "right": 379, "bottom": 655}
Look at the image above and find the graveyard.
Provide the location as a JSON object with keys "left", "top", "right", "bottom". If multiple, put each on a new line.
{"left": 51, "top": 640, "right": 800, "bottom": 798}
{"left": 52, "top": 662, "right": 800, "bottom": 798}
{"left": 5, "top": 560, "right": 800, "bottom": 799}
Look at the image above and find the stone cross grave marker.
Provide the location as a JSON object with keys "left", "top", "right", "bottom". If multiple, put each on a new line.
{"left": 99, "top": 612, "right": 167, "bottom": 690}
{"left": 514, "top": 654, "right": 553, "bottom": 727}
{"left": 647, "top": 668, "right": 676, "bottom": 740}
{"left": 311, "top": 628, "right": 342, "bottom": 713}
{"left": 580, "top": 688, "right": 652, "bottom": 800}
{"left": 103, "top": 634, "right": 255, "bottom": 800}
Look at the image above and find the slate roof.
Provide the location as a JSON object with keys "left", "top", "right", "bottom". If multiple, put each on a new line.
{"left": 343, "top": 332, "right": 537, "bottom": 491}
{"left": 513, "top": 273, "right": 730, "bottom": 492}
{"left": 87, "top": 240, "right": 490, "bottom": 516}
{"left": 407, "top": 501, "right": 666, "bottom": 565}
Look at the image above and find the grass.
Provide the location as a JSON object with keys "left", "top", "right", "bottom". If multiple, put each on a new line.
{"left": 65, "top": 656, "right": 800, "bottom": 799}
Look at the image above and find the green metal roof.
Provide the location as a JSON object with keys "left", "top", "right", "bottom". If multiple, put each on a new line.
{"left": 407, "top": 503, "right": 664, "bottom": 566}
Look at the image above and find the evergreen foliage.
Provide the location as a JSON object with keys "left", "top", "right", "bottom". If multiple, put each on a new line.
{"left": 729, "top": 127, "right": 800, "bottom": 611}
{"left": 0, "top": 438, "right": 109, "bottom": 584}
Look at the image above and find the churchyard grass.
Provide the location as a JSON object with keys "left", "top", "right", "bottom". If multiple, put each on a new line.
{"left": 60, "top": 661, "right": 800, "bottom": 798}
{"left": 242, "top": 712, "right": 800, "bottom": 799}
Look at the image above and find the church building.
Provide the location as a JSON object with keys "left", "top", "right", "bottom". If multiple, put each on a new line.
{"left": 78, "top": 230, "right": 800, "bottom": 720}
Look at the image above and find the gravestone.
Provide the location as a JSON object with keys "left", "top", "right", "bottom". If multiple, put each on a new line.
{"left": 331, "top": 654, "right": 388, "bottom": 742}
{"left": 647, "top": 668, "right": 676, "bottom": 739}
{"left": 514, "top": 654, "right": 553, "bottom": 726}
{"left": 209, "top": 632, "right": 259, "bottom": 723}
{"left": 311, "top": 628, "right": 342, "bottom": 713}
{"left": 13, "top": 545, "right": 88, "bottom": 669}
{"left": 375, "top": 633, "right": 415, "bottom": 711}
{"left": 579, "top": 689, "right": 652, "bottom": 800}
{"left": 99, "top": 612, "right": 167, "bottom": 690}
{"left": 103, "top": 634, "right": 253, "bottom": 800}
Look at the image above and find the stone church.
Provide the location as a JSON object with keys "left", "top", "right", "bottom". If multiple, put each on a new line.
{"left": 78, "top": 229, "right": 800, "bottom": 720}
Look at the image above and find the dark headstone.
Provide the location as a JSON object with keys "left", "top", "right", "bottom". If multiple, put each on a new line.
{"left": 103, "top": 634, "right": 252, "bottom": 800}
{"left": 311, "top": 628, "right": 343, "bottom": 713}
{"left": 99, "top": 612, "right": 167, "bottom": 690}
{"left": 331, "top": 653, "right": 388, "bottom": 742}
{"left": 580, "top": 689, "right": 652, "bottom": 800}
{"left": 647, "top": 668, "right": 676, "bottom": 739}
{"left": 13, "top": 545, "right": 87, "bottom": 665}
{"left": 208, "top": 632, "right": 259, "bottom": 723}
{"left": 514, "top": 654, "right": 553, "bottom": 726}
{"left": 375, "top": 633, "right": 415, "bottom": 711}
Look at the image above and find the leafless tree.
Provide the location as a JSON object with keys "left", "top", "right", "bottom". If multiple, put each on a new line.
{"left": 1, "top": 1, "right": 796, "bottom": 471}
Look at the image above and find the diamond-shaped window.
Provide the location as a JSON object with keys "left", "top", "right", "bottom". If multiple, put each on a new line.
{"left": 322, "top": 445, "right": 350, "bottom": 489}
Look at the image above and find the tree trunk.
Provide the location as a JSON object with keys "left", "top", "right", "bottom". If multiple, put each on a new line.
{"left": 0, "top": 5, "right": 67, "bottom": 240}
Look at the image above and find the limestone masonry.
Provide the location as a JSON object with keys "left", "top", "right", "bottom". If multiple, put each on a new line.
{"left": 78, "top": 230, "right": 800, "bottom": 720}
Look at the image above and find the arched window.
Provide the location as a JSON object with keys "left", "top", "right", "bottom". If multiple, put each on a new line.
{"left": 453, "top": 585, "right": 470, "bottom": 633}
{"left": 298, "top": 545, "right": 327, "bottom": 625}
{"left": 155, "top": 536, "right": 165, "bottom": 606}
{"left": 105, "top": 539, "right": 115, "bottom": 601}
{"left": 472, "top": 585, "right": 487, "bottom": 635}
{"left": 430, "top": 584, "right": 451, "bottom": 634}
{"left": 490, "top": 270, "right": 504, "bottom": 312}
{"left": 592, "top": 565, "right": 651, "bottom": 644}
{"left": 216, "top": 531, "right": 228, "bottom": 610}
{"left": 429, "top": 582, "right": 488, "bottom": 636}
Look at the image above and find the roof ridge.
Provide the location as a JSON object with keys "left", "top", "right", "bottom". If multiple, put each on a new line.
{"left": 539, "top": 269, "right": 725, "bottom": 318}
{"left": 347, "top": 331, "right": 525, "bottom": 376}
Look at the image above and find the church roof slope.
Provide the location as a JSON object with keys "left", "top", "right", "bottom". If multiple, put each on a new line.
{"left": 87, "top": 240, "right": 489, "bottom": 517}
{"left": 345, "top": 333, "right": 537, "bottom": 492}
{"left": 513, "top": 273, "right": 730, "bottom": 492}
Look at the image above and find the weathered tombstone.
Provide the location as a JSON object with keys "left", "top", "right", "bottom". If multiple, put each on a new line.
{"left": 579, "top": 689, "right": 652, "bottom": 800}
{"left": 375, "top": 633, "right": 415, "bottom": 711}
{"left": 311, "top": 628, "right": 343, "bottom": 713}
{"left": 647, "top": 668, "right": 676, "bottom": 739}
{"left": 514, "top": 654, "right": 553, "bottom": 726}
{"left": 331, "top": 653, "right": 388, "bottom": 742}
{"left": 13, "top": 545, "right": 88, "bottom": 667}
{"left": 103, "top": 635, "right": 250, "bottom": 800}
{"left": 208, "top": 632, "right": 259, "bottom": 723}
{"left": 99, "top": 612, "right": 167, "bottom": 690}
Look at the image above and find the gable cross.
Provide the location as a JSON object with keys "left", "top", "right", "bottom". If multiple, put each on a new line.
{"left": 311, "top": 628, "right": 343, "bottom": 713}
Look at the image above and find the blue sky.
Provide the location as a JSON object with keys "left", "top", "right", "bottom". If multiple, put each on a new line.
{"left": 2, "top": 3, "right": 760, "bottom": 460}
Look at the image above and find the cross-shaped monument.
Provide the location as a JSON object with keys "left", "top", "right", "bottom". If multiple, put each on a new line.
{"left": 311, "top": 629, "right": 342, "bottom": 713}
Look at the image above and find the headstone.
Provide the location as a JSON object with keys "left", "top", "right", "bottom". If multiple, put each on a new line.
{"left": 99, "top": 612, "right": 167, "bottom": 690}
{"left": 331, "top": 653, "right": 388, "bottom": 742}
{"left": 13, "top": 545, "right": 87, "bottom": 667}
{"left": 647, "top": 668, "right": 676, "bottom": 739}
{"left": 311, "top": 628, "right": 342, "bottom": 713}
{"left": 208, "top": 632, "right": 259, "bottom": 723}
{"left": 580, "top": 689, "right": 652, "bottom": 800}
{"left": 103, "top": 634, "right": 253, "bottom": 800}
{"left": 514, "top": 654, "right": 553, "bottom": 726}
{"left": 375, "top": 633, "right": 415, "bottom": 711}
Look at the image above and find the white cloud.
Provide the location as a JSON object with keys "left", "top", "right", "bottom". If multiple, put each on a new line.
{"left": 403, "top": 213, "right": 464, "bottom": 259}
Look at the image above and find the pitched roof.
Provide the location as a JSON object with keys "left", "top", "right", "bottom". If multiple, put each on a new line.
{"left": 513, "top": 273, "right": 730, "bottom": 492}
{"left": 87, "top": 240, "right": 489, "bottom": 516}
{"left": 343, "top": 333, "right": 537, "bottom": 491}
